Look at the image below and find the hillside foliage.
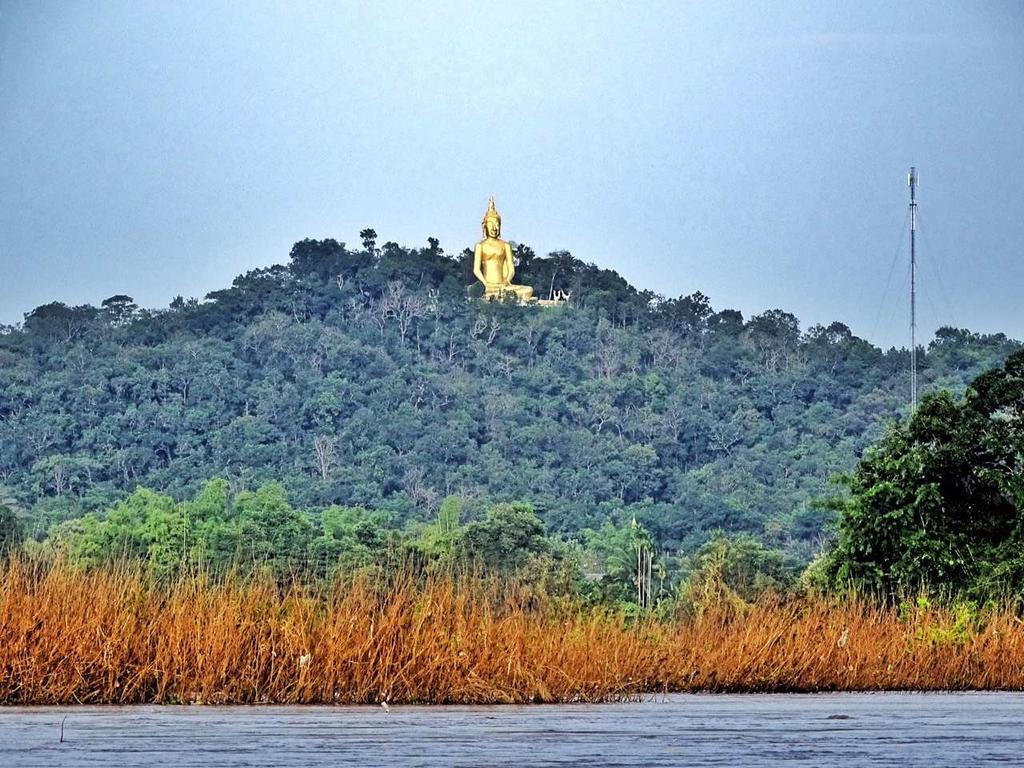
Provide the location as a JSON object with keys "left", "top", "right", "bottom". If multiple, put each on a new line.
{"left": 0, "top": 235, "right": 1018, "bottom": 573}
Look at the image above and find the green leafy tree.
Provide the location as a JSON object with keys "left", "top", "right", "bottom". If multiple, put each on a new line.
{"left": 684, "top": 532, "right": 799, "bottom": 607}
{"left": 0, "top": 504, "right": 22, "bottom": 557}
{"left": 100, "top": 295, "right": 139, "bottom": 327}
{"left": 182, "top": 478, "right": 240, "bottom": 571}
{"left": 236, "top": 483, "right": 314, "bottom": 576}
{"left": 51, "top": 488, "right": 173, "bottom": 570}
{"left": 582, "top": 517, "right": 661, "bottom": 607}
{"left": 417, "top": 495, "right": 466, "bottom": 565}
{"left": 825, "top": 350, "right": 1024, "bottom": 598}
{"left": 461, "top": 502, "right": 549, "bottom": 573}
{"left": 310, "top": 505, "right": 394, "bottom": 575}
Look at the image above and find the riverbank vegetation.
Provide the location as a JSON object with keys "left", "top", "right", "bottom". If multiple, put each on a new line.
{"left": 3, "top": 559, "right": 1024, "bottom": 705}
{"left": 2, "top": 237, "right": 1022, "bottom": 702}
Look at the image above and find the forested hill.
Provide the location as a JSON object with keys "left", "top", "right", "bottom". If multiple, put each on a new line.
{"left": 0, "top": 235, "right": 1018, "bottom": 558}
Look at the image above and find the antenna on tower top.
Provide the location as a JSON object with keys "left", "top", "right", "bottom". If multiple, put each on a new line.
{"left": 908, "top": 167, "right": 919, "bottom": 412}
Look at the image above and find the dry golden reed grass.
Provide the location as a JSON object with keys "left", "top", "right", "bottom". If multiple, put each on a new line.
{"left": 3, "top": 560, "right": 1024, "bottom": 704}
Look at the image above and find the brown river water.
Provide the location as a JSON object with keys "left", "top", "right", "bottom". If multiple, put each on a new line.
{"left": 1, "top": 693, "right": 1022, "bottom": 766}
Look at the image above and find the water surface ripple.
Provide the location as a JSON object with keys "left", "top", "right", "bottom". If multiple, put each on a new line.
{"left": 1, "top": 692, "right": 1021, "bottom": 766}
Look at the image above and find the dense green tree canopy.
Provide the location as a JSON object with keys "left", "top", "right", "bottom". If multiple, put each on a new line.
{"left": 0, "top": 235, "right": 1018, "bottom": 565}
{"left": 824, "top": 350, "right": 1024, "bottom": 598}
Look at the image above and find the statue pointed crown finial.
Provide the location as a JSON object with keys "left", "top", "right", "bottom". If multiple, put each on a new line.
{"left": 482, "top": 196, "right": 501, "bottom": 227}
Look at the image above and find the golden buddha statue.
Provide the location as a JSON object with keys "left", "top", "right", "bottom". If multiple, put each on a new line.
{"left": 473, "top": 197, "right": 534, "bottom": 302}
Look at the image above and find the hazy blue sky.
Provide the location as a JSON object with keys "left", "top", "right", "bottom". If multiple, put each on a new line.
{"left": 1, "top": 1, "right": 1022, "bottom": 347}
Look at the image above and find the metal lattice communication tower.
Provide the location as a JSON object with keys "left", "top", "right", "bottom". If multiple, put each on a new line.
{"left": 908, "top": 167, "right": 919, "bottom": 412}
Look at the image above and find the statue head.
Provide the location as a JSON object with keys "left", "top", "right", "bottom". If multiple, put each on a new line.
{"left": 481, "top": 196, "right": 501, "bottom": 238}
